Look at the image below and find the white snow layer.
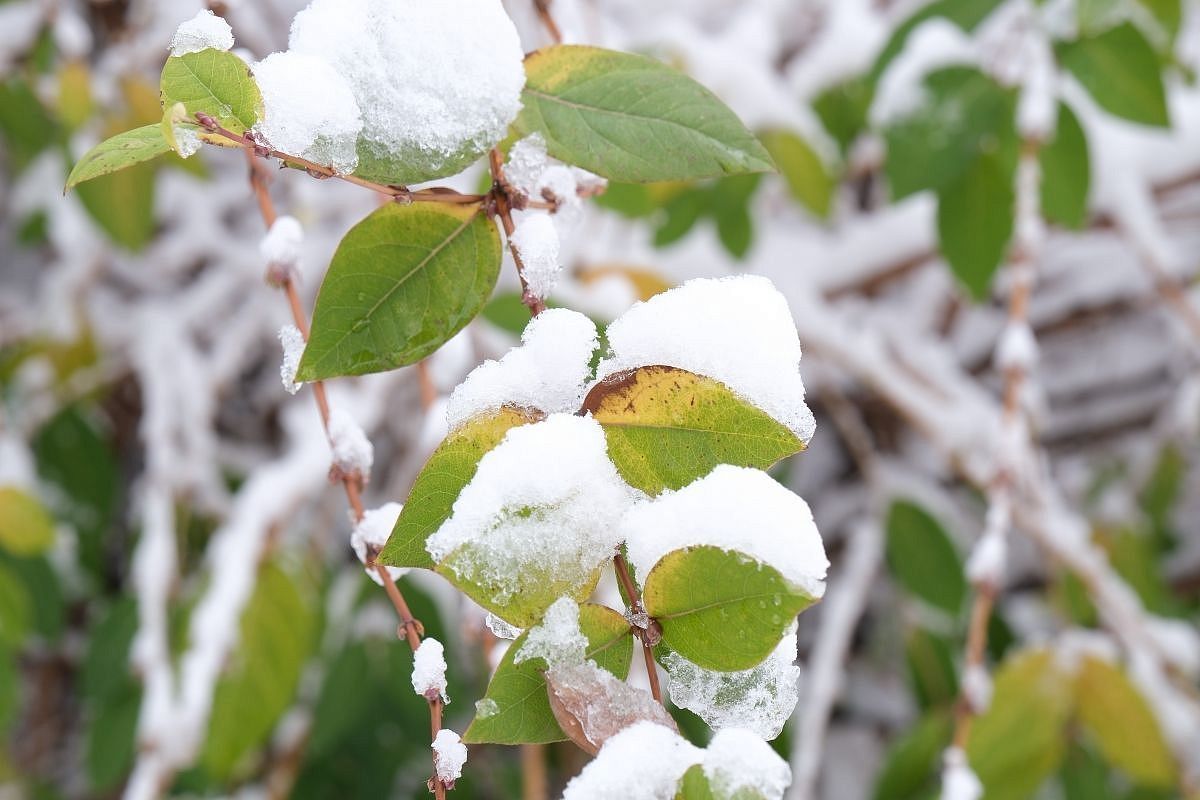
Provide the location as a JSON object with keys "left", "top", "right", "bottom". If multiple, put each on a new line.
{"left": 253, "top": 51, "right": 363, "bottom": 175}
{"left": 349, "top": 502, "right": 404, "bottom": 585}
{"left": 596, "top": 275, "right": 816, "bottom": 442}
{"left": 515, "top": 596, "right": 589, "bottom": 669}
{"left": 277, "top": 325, "right": 304, "bottom": 395}
{"left": 511, "top": 213, "right": 562, "bottom": 300}
{"left": 562, "top": 722, "right": 702, "bottom": 800}
{"left": 287, "top": 0, "right": 524, "bottom": 179}
{"left": 940, "top": 747, "right": 983, "bottom": 800}
{"left": 870, "top": 19, "right": 977, "bottom": 126}
{"left": 446, "top": 309, "right": 598, "bottom": 429}
{"left": 662, "top": 621, "right": 801, "bottom": 740}
{"left": 259, "top": 215, "right": 304, "bottom": 278}
{"left": 562, "top": 721, "right": 792, "bottom": 800}
{"left": 995, "top": 321, "right": 1039, "bottom": 372}
{"left": 484, "top": 612, "right": 522, "bottom": 640}
{"left": 169, "top": 11, "right": 234, "bottom": 57}
{"left": 412, "top": 637, "right": 449, "bottom": 703}
{"left": 703, "top": 728, "right": 792, "bottom": 800}
{"left": 327, "top": 407, "right": 373, "bottom": 479}
{"left": 432, "top": 729, "right": 468, "bottom": 784}
{"left": 505, "top": 134, "right": 551, "bottom": 198}
{"left": 620, "top": 465, "right": 828, "bottom": 599}
{"left": 425, "top": 415, "right": 638, "bottom": 609}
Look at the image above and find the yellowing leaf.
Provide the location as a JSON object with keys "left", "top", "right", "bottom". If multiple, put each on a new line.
{"left": 1074, "top": 655, "right": 1177, "bottom": 788}
{"left": 0, "top": 488, "right": 55, "bottom": 557}
{"left": 57, "top": 60, "right": 93, "bottom": 132}
{"left": 584, "top": 366, "right": 804, "bottom": 495}
{"left": 379, "top": 407, "right": 539, "bottom": 570}
{"left": 577, "top": 264, "right": 673, "bottom": 302}
{"left": 66, "top": 125, "right": 170, "bottom": 190}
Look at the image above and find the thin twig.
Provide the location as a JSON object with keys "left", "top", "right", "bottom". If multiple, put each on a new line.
{"left": 488, "top": 148, "right": 548, "bottom": 316}
{"left": 244, "top": 149, "right": 447, "bottom": 799}
{"left": 532, "top": 0, "right": 563, "bottom": 43}
{"left": 613, "top": 553, "right": 663, "bottom": 704}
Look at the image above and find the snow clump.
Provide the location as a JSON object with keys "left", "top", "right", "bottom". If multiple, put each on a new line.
{"left": 510, "top": 213, "right": 562, "bottom": 300}
{"left": 169, "top": 10, "right": 234, "bottom": 57}
{"left": 349, "top": 502, "right": 405, "bottom": 585}
{"left": 412, "top": 637, "right": 449, "bottom": 703}
{"left": 277, "top": 325, "right": 304, "bottom": 395}
{"left": 432, "top": 729, "right": 468, "bottom": 785}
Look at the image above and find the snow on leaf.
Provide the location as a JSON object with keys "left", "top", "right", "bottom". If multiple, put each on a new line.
{"left": 546, "top": 661, "right": 678, "bottom": 755}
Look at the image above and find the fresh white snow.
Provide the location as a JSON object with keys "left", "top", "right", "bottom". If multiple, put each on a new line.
{"left": 432, "top": 729, "right": 467, "bottom": 785}
{"left": 277, "top": 325, "right": 304, "bottom": 395}
{"left": 327, "top": 407, "right": 373, "bottom": 480}
{"left": 411, "top": 637, "right": 449, "bottom": 704}
{"left": 511, "top": 213, "right": 562, "bottom": 300}
{"left": 349, "top": 502, "right": 404, "bottom": 585}
{"left": 253, "top": 51, "right": 362, "bottom": 175}
{"left": 168, "top": 10, "right": 234, "bottom": 57}
{"left": 514, "top": 596, "right": 589, "bottom": 669}
{"left": 620, "top": 465, "right": 828, "bottom": 598}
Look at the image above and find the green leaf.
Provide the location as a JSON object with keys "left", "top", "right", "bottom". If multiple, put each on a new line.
{"left": 583, "top": 366, "right": 804, "bottom": 495}
{"left": 936, "top": 149, "right": 1015, "bottom": 301}
{"left": 514, "top": 45, "right": 775, "bottom": 183}
{"left": 379, "top": 407, "right": 538, "bottom": 569}
{"left": 968, "top": 649, "right": 1074, "bottom": 800}
{"left": 643, "top": 546, "right": 816, "bottom": 672}
{"left": 0, "top": 553, "right": 64, "bottom": 641}
{"left": 1059, "top": 23, "right": 1169, "bottom": 127}
{"left": 872, "top": 713, "right": 952, "bottom": 800}
{"left": 0, "top": 564, "right": 32, "bottom": 649}
{"left": 201, "top": 563, "right": 319, "bottom": 779}
{"left": 884, "top": 67, "right": 1016, "bottom": 200}
{"left": 0, "top": 79, "right": 60, "bottom": 173}
{"left": 298, "top": 203, "right": 502, "bottom": 381}
{"left": 85, "top": 686, "right": 140, "bottom": 791}
{"left": 0, "top": 487, "right": 55, "bottom": 557}
{"left": 905, "top": 627, "right": 959, "bottom": 711}
{"left": 678, "top": 765, "right": 717, "bottom": 800}
{"left": 885, "top": 501, "right": 966, "bottom": 614}
{"left": 869, "top": 0, "right": 1006, "bottom": 86}
{"left": 813, "top": 78, "right": 872, "bottom": 154}
{"left": 760, "top": 130, "right": 834, "bottom": 218}
{"left": 160, "top": 49, "right": 260, "bottom": 134}
{"left": 65, "top": 125, "right": 169, "bottom": 190}
{"left": 1040, "top": 103, "right": 1090, "bottom": 229}
{"left": 464, "top": 604, "right": 633, "bottom": 744}
{"left": 82, "top": 597, "right": 138, "bottom": 702}
{"left": 1074, "top": 656, "right": 1177, "bottom": 788}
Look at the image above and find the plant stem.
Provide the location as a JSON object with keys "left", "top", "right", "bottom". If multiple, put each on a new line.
{"left": 612, "top": 553, "right": 663, "bottom": 705}
{"left": 488, "top": 148, "right": 548, "bottom": 317}
{"left": 532, "top": 0, "right": 563, "bottom": 43}
{"left": 243, "top": 148, "right": 447, "bottom": 799}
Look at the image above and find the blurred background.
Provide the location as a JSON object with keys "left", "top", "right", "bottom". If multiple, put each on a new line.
{"left": 1, "top": 0, "right": 1199, "bottom": 798}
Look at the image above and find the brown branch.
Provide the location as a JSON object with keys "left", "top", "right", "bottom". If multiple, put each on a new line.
{"left": 532, "top": 0, "right": 563, "bottom": 43}
{"left": 613, "top": 553, "right": 664, "bottom": 705}
{"left": 199, "top": 113, "right": 483, "bottom": 207}
{"left": 489, "top": 148, "right": 548, "bottom": 316}
{"left": 243, "top": 148, "right": 448, "bottom": 799}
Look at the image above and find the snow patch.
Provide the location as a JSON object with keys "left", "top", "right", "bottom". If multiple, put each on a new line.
{"left": 515, "top": 596, "right": 588, "bottom": 669}
{"left": 940, "top": 747, "right": 982, "bottom": 800}
{"left": 169, "top": 10, "right": 234, "bottom": 57}
{"left": 511, "top": 213, "right": 561, "bottom": 300}
{"left": 412, "top": 637, "right": 449, "bottom": 704}
{"left": 703, "top": 728, "right": 792, "bottom": 800}
{"left": 277, "top": 325, "right": 304, "bottom": 395}
{"left": 562, "top": 722, "right": 702, "bottom": 800}
{"left": 349, "top": 502, "right": 404, "bottom": 585}
{"left": 620, "top": 465, "right": 828, "bottom": 599}
{"left": 432, "top": 729, "right": 467, "bottom": 785}
{"left": 327, "top": 407, "right": 373, "bottom": 480}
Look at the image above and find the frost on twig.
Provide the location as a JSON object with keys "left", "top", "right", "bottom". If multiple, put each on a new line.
{"left": 510, "top": 213, "right": 562, "bottom": 300}
{"left": 277, "top": 325, "right": 305, "bottom": 395}
{"left": 350, "top": 503, "right": 404, "bottom": 585}
{"left": 431, "top": 729, "right": 467, "bottom": 787}
{"left": 259, "top": 216, "right": 306, "bottom": 286}
{"left": 327, "top": 407, "right": 373, "bottom": 482}
{"left": 412, "top": 637, "right": 449, "bottom": 704}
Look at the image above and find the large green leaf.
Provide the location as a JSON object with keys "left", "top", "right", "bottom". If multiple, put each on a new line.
{"left": 66, "top": 125, "right": 170, "bottom": 190}
{"left": 1040, "top": 103, "right": 1091, "bottom": 229}
{"left": 968, "top": 649, "right": 1074, "bottom": 800}
{"left": 584, "top": 366, "right": 804, "bottom": 495}
{"left": 885, "top": 67, "right": 1016, "bottom": 201}
{"left": 872, "top": 713, "right": 952, "bottom": 800}
{"left": 1059, "top": 23, "right": 1169, "bottom": 127}
{"left": 298, "top": 203, "right": 502, "bottom": 380}
{"left": 936, "top": 149, "right": 1015, "bottom": 301}
{"left": 160, "top": 49, "right": 261, "bottom": 134}
{"left": 201, "top": 563, "right": 319, "bottom": 778}
{"left": 1074, "top": 656, "right": 1176, "bottom": 788}
{"left": 643, "top": 546, "right": 816, "bottom": 672}
{"left": 0, "top": 487, "right": 55, "bottom": 557}
{"left": 885, "top": 501, "right": 966, "bottom": 615}
{"left": 514, "top": 45, "right": 774, "bottom": 183}
{"left": 759, "top": 129, "right": 834, "bottom": 218}
{"left": 379, "top": 407, "right": 538, "bottom": 569}
{"left": 464, "top": 604, "right": 633, "bottom": 745}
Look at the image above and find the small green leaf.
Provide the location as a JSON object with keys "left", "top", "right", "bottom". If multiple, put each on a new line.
{"left": 298, "top": 203, "right": 502, "bottom": 380}
{"left": 813, "top": 78, "right": 872, "bottom": 154}
{"left": 968, "top": 649, "right": 1074, "bottom": 800}
{"left": 0, "top": 487, "right": 55, "bottom": 557}
{"left": 643, "top": 546, "right": 816, "bottom": 672}
{"left": 936, "top": 149, "right": 1015, "bottom": 301}
{"left": 583, "top": 366, "right": 804, "bottom": 495}
{"left": 1040, "top": 103, "right": 1090, "bottom": 229}
{"left": 65, "top": 125, "right": 170, "bottom": 190}
{"left": 160, "top": 49, "right": 261, "bottom": 134}
{"left": 872, "top": 713, "right": 952, "bottom": 800}
{"left": 82, "top": 597, "right": 138, "bottom": 702}
{"left": 1059, "top": 23, "right": 1169, "bottom": 127}
{"left": 678, "top": 765, "right": 717, "bottom": 800}
{"left": 885, "top": 501, "right": 966, "bottom": 615}
{"left": 0, "top": 564, "right": 32, "bottom": 649}
{"left": 905, "top": 627, "right": 959, "bottom": 710}
{"left": 515, "top": 45, "right": 774, "bottom": 183}
{"left": 1074, "top": 655, "right": 1177, "bottom": 788}
{"left": 760, "top": 130, "right": 834, "bottom": 218}
{"left": 379, "top": 407, "right": 539, "bottom": 570}
{"left": 464, "top": 604, "right": 633, "bottom": 745}
{"left": 884, "top": 67, "right": 1016, "bottom": 200}
{"left": 85, "top": 686, "right": 141, "bottom": 791}
{"left": 201, "top": 563, "right": 319, "bottom": 778}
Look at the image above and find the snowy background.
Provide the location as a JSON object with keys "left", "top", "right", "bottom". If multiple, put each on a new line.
{"left": 1, "top": 0, "right": 1199, "bottom": 798}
